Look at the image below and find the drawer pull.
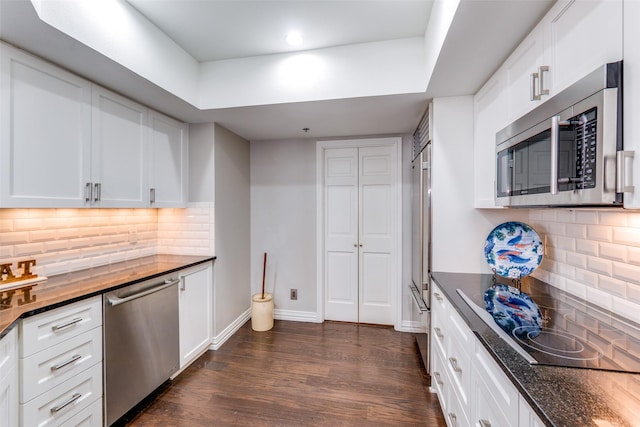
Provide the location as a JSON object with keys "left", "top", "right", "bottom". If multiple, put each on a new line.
{"left": 51, "top": 354, "right": 82, "bottom": 371}
{"left": 434, "top": 371, "right": 443, "bottom": 386}
{"left": 479, "top": 420, "right": 492, "bottom": 427}
{"left": 449, "top": 357, "right": 462, "bottom": 373}
{"left": 448, "top": 412, "right": 457, "bottom": 426}
{"left": 434, "top": 327, "right": 444, "bottom": 338}
{"left": 434, "top": 292, "right": 443, "bottom": 302}
{"left": 50, "top": 392, "right": 81, "bottom": 413}
{"left": 52, "top": 317, "right": 83, "bottom": 331}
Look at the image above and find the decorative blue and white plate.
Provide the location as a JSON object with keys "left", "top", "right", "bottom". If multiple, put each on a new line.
{"left": 484, "top": 221, "right": 543, "bottom": 279}
{"left": 484, "top": 284, "right": 543, "bottom": 338}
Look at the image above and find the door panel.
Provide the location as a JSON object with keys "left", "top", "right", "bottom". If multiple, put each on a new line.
{"left": 324, "top": 148, "right": 358, "bottom": 322}
{"left": 359, "top": 145, "right": 396, "bottom": 324}
{"left": 323, "top": 143, "right": 397, "bottom": 325}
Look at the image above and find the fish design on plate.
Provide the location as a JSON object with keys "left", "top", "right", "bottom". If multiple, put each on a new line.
{"left": 484, "top": 221, "right": 543, "bottom": 279}
{"left": 484, "top": 284, "right": 542, "bottom": 338}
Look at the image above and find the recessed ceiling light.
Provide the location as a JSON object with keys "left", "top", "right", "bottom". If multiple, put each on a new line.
{"left": 285, "top": 31, "right": 303, "bottom": 46}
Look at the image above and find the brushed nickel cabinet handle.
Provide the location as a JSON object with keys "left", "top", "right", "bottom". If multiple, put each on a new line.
{"left": 434, "top": 292, "right": 443, "bottom": 302}
{"left": 52, "top": 317, "right": 83, "bottom": 331}
{"left": 448, "top": 413, "right": 457, "bottom": 426}
{"left": 150, "top": 187, "right": 156, "bottom": 204}
{"left": 84, "top": 182, "right": 92, "bottom": 203}
{"left": 434, "top": 327, "right": 444, "bottom": 338}
{"left": 449, "top": 357, "right": 461, "bottom": 373}
{"left": 51, "top": 354, "right": 82, "bottom": 371}
{"left": 479, "top": 420, "right": 492, "bottom": 427}
{"left": 434, "top": 371, "right": 443, "bottom": 386}
{"left": 50, "top": 393, "right": 81, "bottom": 413}
{"left": 93, "top": 182, "right": 101, "bottom": 202}
{"left": 539, "top": 65, "right": 549, "bottom": 96}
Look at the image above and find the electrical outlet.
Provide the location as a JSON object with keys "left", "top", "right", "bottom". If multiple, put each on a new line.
{"left": 290, "top": 288, "right": 298, "bottom": 300}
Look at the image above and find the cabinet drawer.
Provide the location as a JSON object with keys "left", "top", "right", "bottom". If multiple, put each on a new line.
{"left": 444, "top": 378, "right": 470, "bottom": 427}
{"left": 474, "top": 340, "right": 518, "bottom": 422}
{"left": 0, "top": 327, "right": 18, "bottom": 379}
{"left": 60, "top": 397, "right": 102, "bottom": 427}
{"left": 446, "top": 308, "right": 472, "bottom": 407}
{"left": 21, "top": 296, "right": 102, "bottom": 357}
{"left": 431, "top": 345, "right": 448, "bottom": 413}
{"left": 20, "top": 363, "right": 102, "bottom": 427}
{"left": 21, "top": 327, "right": 102, "bottom": 403}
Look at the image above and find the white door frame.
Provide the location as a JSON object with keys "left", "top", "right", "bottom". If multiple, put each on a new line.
{"left": 316, "top": 137, "right": 403, "bottom": 329}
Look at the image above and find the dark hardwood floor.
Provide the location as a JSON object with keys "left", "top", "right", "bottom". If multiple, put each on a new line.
{"left": 125, "top": 320, "right": 447, "bottom": 426}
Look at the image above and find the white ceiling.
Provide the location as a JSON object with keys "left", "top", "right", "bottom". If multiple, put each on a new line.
{"left": 126, "top": 0, "right": 434, "bottom": 62}
{"left": 0, "top": 0, "right": 554, "bottom": 141}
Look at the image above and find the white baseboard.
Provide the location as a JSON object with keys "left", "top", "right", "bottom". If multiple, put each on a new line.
{"left": 210, "top": 308, "right": 251, "bottom": 350}
{"left": 274, "top": 308, "right": 321, "bottom": 323}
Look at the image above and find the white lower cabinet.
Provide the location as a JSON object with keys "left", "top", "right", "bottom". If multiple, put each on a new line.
{"left": 431, "top": 282, "right": 546, "bottom": 427}
{"left": 19, "top": 296, "right": 103, "bottom": 427}
{"left": 0, "top": 328, "right": 19, "bottom": 427}
{"left": 178, "top": 263, "right": 213, "bottom": 369}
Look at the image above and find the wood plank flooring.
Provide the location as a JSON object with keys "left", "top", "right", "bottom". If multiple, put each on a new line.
{"left": 123, "top": 320, "right": 446, "bottom": 426}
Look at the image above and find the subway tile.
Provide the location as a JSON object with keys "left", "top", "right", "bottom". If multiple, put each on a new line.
{"left": 0, "top": 246, "right": 13, "bottom": 258}
{"left": 566, "top": 251, "right": 588, "bottom": 269}
{"left": 575, "top": 239, "right": 599, "bottom": 256}
{"left": 575, "top": 210, "right": 599, "bottom": 224}
{"left": 586, "top": 224, "right": 613, "bottom": 242}
{"left": 0, "top": 231, "right": 30, "bottom": 245}
{"left": 29, "top": 229, "right": 59, "bottom": 242}
{"left": 628, "top": 212, "right": 640, "bottom": 228}
{"left": 587, "top": 256, "right": 613, "bottom": 276}
{"left": 548, "top": 271, "right": 567, "bottom": 290}
{"left": 528, "top": 209, "right": 544, "bottom": 221}
{"left": 14, "top": 243, "right": 44, "bottom": 257}
{"left": 598, "top": 275, "right": 627, "bottom": 297}
{"left": 565, "top": 279, "right": 587, "bottom": 299}
{"left": 547, "top": 222, "right": 566, "bottom": 236}
{"left": 551, "top": 235, "right": 575, "bottom": 251}
{"left": 628, "top": 283, "right": 640, "bottom": 304}
{"left": 599, "top": 211, "right": 628, "bottom": 226}
{"left": 566, "top": 223, "right": 587, "bottom": 239}
{"left": 0, "top": 219, "right": 13, "bottom": 233}
{"left": 613, "top": 262, "right": 640, "bottom": 285}
{"left": 613, "top": 227, "right": 640, "bottom": 247}
{"left": 630, "top": 247, "right": 640, "bottom": 266}
{"left": 612, "top": 296, "right": 640, "bottom": 325}
{"left": 574, "top": 268, "right": 598, "bottom": 287}
{"left": 556, "top": 209, "right": 576, "bottom": 223}
{"left": 599, "top": 242, "right": 628, "bottom": 262}
{"left": 586, "top": 286, "right": 613, "bottom": 310}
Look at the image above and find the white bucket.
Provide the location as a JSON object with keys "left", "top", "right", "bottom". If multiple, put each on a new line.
{"left": 251, "top": 293, "right": 274, "bottom": 331}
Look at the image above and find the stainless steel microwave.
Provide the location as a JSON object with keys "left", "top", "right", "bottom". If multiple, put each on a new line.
{"left": 496, "top": 61, "right": 633, "bottom": 207}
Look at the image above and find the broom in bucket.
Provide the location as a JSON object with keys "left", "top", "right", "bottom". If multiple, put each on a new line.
{"left": 251, "top": 252, "right": 274, "bottom": 331}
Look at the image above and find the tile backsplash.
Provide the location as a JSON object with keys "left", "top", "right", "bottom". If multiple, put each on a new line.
{"left": 528, "top": 209, "right": 640, "bottom": 324}
{"left": 0, "top": 203, "right": 214, "bottom": 278}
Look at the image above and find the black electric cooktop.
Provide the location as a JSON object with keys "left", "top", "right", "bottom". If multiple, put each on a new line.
{"left": 458, "top": 278, "right": 640, "bottom": 374}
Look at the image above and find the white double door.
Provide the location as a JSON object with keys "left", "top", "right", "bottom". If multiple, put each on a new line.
{"left": 323, "top": 143, "right": 398, "bottom": 325}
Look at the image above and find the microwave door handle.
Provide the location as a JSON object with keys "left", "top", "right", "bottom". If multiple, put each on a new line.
{"left": 550, "top": 115, "right": 560, "bottom": 195}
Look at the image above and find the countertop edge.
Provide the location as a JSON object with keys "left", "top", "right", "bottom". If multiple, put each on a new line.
{"left": 0, "top": 255, "right": 216, "bottom": 340}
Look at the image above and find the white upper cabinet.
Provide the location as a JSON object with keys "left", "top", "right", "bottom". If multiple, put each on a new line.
{"left": 504, "top": 23, "right": 547, "bottom": 124}
{"left": 503, "top": 0, "right": 622, "bottom": 125}
{"left": 0, "top": 43, "right": 92, "bottom": 207}
{"left": 91, "top": 86, "right": 148, "bottom": 207}
{"left": 0, "top": 42, "right": 189, "bottom": 208}
{"left": 148, "top": 110, "right": 188, "bottom": 208}
{"left": 623, "top": 0, "right": 640, "bottom": 209}
{"left": 474, "top": 71, "right": 506, "bottom": 208}
{"left": 544, "top": 0, "right": 623, "bottom": 96}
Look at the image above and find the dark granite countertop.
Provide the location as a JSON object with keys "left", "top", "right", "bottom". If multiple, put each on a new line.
{"left": 0, "top": 254, "right": 215, "bottom": 339}
{"left": 431, "top": 272, "right": 640, "bottom": 427}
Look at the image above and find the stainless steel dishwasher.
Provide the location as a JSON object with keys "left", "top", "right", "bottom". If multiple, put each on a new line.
{"left": 103, "top": 273, "right": 180, "bottom": 426}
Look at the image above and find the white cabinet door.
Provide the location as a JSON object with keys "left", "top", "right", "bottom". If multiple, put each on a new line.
{"left": 623, "top": 0, "right": 640, "bottom": 208}
{"left": 0, "top": 43, "right": 92, "bottom": 208}
{"left": 178, "top": 264, "right": 212, "bottom": 369}
{"left": 148, "top": 110, "right": 188, "bottom": 208}
{"left": 504, "top": 23, "right": 546, "bottom": 124}
{"left": 323, "top": 142, "right": 398, "bottom": 325}
{"left": 91, "top": 86, "right": 148, "bottom": 207}
{"left": 0, "top": 328, "right": 18, "bottom": 427}
{"left": 544, "top": 0, "right": 623, "bottom": 96}
{"left": 474, "top": 71, "right": 506, "bottom": 209}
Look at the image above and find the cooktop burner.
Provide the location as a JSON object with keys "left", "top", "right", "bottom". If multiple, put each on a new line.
{"left": 457, "top": 279, "right": 640, "bottom": 374}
